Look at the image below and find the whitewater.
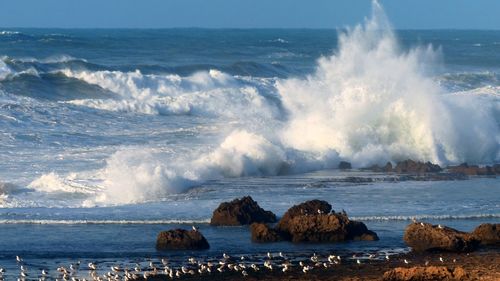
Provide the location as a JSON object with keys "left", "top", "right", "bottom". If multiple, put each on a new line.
{"left": 0, "top": 3, "right": 497, "bottom": 207}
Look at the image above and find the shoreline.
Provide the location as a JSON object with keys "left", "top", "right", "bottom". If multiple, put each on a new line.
{"left": 143, "top": 249, "right": 500, "bottom": 281}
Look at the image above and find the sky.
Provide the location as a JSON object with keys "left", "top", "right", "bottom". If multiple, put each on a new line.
{"left": 0, "top": 0, "right": 499, "bottom": 29}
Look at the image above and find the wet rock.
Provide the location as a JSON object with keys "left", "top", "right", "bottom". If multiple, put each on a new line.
{"left": 276, "top": 199, "right": 332, "bottom": 233}
{"left": 448, "top": 163, "right": 497, "bottom": 176}
{"left": 383, "top": 266, "right": 468, "bottom": 281}
{"left": 369, "top": 162, "right": 393, "bottom": 172}
{"left": 394, "top": 159, "right": 442, "bottom": 174}
{"left": 275, "top": 200, "right": 378, "bottom": 243}
{"left": 403, "top": 223, "right": 479, "bottom": 252}
{"left": 250, "top": 223, "right": 283, "bottom": 243}
{"left": 156, "top": 229, "right": 209, "bottom": 250}
{"left": 338, "top": 161, "right": 352, "bottom": 169}
{"left": 472, "top": 223, "right": 500, "bottom": 245}
{"left": 210, "top": 196, "right": 277, "bottom": 226}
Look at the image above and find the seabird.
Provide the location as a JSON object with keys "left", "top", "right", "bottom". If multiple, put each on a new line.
{"left": 267, "top": 252, "right": 273, "bottom": 259}
{"left": 192, "top": 225, "right": 198, "bottom": 232}
{"left": 420, "top": 222, "right": 425, "bottom": 227}
{"left": 88, "top": 263, "right": 97, "bottom": 270}
{"left": 404, "top": 259, "right": 409, "bottom": 264}
{"left": 439, "top": 257, "right": 444, "bottom": 263}
{"left": 16, "top": 256, "right": 22, "bottom": 263}
{"left": 425, "top": 261, "right": 430, "bottom": 266}
{"left": 242, "top": 270, "right": 248, "bottom": 277}
{"left": 356, "top": 259, "right": 361, "bottom": 265}
{"left": 223, "top": 253, "right": 230, "bottom": 259}
{"left": 438, "top": 224, "right": 443, "bottom": 229}
{"left": 385, "top": 255, "right": 390, "bottom": 261}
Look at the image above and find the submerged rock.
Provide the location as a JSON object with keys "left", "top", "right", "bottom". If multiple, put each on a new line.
{"left": 250, "top": 223, "right": 283, "bottom": 243}
{"left": 383, "top": 266, "right": 468, "bottom": 281}
{"left": 156, "top": 229, "right": 209, "bottom": 250}
{"left": 253, "top": 200, "right": 378, "bottom": 243}
{"left": 210, "top": 196, "right": 277, "bottom": 226}
{"left": 403, "top": 223, "right": 479, "bottom": 252}
{"left": 472, "top": 223, "right": 500, "bottom": 245}
{"left": 448, "top": 163, "right": 497, "bottom": 176}
{"left": 394, "top": 159, "right": 442, "bottom": 174}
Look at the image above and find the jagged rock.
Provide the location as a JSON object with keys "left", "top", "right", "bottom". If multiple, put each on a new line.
{"left": 394, "top": 159, "right": 442, "bottom": 173}
{"left": 276, "top": 199, "right": 332, "bottom": 233}
{"left": 338, "top": 161, "right": 352, "bottom": 169}
{"left": 369, "top": 162, "right": 393, "bottom": 172}
{"left": 210, "top": 196, "right": 277, "bottom": 226}
{"left": 250, "top": 223, "right": 283, "bottom": 242}
{"left": 156, "top": 229, "right": 209, "bottom": 250}
{"left": 448, "top": 163, "right": 497, "bottom": 176}
{"left": 472, "top": 223, "right": 500, "bottom": 245}
{"left": 383, "top": 266, "right": 468, "bottom": 281}
{"left": 274, "top": 200, "right": 378, "bottom": 243}
{"left": 403, "top": 223, "right": 479, "bottom": 252}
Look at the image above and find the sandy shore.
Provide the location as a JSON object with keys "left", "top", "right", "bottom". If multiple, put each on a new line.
{"left": 144, "top": 248, "right": 499, "bottom": 281}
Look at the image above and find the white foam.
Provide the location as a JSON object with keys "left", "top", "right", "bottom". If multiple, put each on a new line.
{"left": 26, "top": 1, "right": 500, "bottom": 206}
{"left": 62, "top": 68, "right": 281, "bottom": 119}
{"left": 277, "top": 1, "right": 499, "bottom": 167}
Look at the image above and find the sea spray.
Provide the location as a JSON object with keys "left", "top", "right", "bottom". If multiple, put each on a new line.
{"left": 22, "top": 1, "right": 500, "bottom": 206}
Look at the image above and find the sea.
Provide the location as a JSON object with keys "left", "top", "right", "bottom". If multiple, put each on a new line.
{"left": 0, "top": 4, "right": 499, "bottom": 280}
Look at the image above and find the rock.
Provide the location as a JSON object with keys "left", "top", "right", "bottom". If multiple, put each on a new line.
{"left": 210, "top": 196, "right": 277, "bottom": 226}
{"left": 383, "top": 266, "right": 468, "bottom": 281}
{"left": 338, "top": 161, "right": 352, "bottom": 169}
{"left": 472, "top": 223, "right": 500, "bottom": 245}
{"left": 394, "top": 159, "right": 442, "bottom": 174}
{"left": 369, "top": 162, "right": 393, "bottom": 172}
{"left": 403, "top": 223, "right": 479, "bottom": 252}
{"left": 275, "top": 200, "right": 378, "bottom": 243}
{"left": 250, "top": 223, "right": 283, "bottom": 243}
{"left": 276, "top": 199, "right": 332, "bottom": 233}
{"left": 156, "top": 229, "right": 209, "bottom": 250}
{"left": 448, "top": 163, "right": 497, "bottom": 176}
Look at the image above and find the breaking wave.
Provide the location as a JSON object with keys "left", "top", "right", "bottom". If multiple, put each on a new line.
{"left": 23, "top": 1, "right": 500, "bottom": 205}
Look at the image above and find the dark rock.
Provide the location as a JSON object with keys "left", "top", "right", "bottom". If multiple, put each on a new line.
{"left": 250, "top": 223, "right": 283, "bottom": 243}
{"left": 210, "top": 196, "right": 276, "bottom": 226}
{"left": 371, "top": 162, "right": 393, "bottom": 172}
{"left": 447, "top": 163, "right": 496, "bottom": 176}
{"left": 472, "top": 223, "right": 500, "bottom": 245}
{"left": 383, "top": 266, "right": 468, "bottom": 281}
{"left": 273, "top": 200, "right": 378, "bottom": 243}
{"left": 394, "top": 159, "right": 442, "bottom": 173}
{"left": 156, "top": 229, "right": 209, "bottom": 250}
{"left": 338, "top": 161, "right": 352, "bottom": 169}
{"left": 276, "top": 199, "right": 332, "bottom": 233}
{"left": 403, "top": 222, "right": 479, "bottom": 252}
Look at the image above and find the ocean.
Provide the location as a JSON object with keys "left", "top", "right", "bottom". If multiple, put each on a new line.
{"left": 0, "top": 5, "right": 499, "bottom": 280}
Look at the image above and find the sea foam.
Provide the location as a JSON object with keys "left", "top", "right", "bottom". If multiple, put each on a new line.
{"left": 27, "top": 1, "right": 500, "bottom": 205}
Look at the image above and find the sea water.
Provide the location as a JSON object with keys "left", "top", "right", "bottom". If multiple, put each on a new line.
{"left": 0, "top": 3, "right": 498, "bottom": 279}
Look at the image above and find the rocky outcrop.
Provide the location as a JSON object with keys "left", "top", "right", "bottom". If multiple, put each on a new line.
{"left": 156, "top": 229, "right": 209, "bottom": 250}
{"left": 210, "top": 196, "right": 277, "bottom": 226}
{"left": 383, "top": 266, "right": 468, "bottom": 281}
{"left": 338, "top": 161, "right": 352, "bottom": 169}
{"left": 394, "top": 159, "right": 442, "bottom": 173}
{"left": 403, "top": 223, "right": 479, "bottom": 252}
{"left": 369, "top": 162, "right": 393, "bottom": 173}
{"left": 250, "top": 223, "right": 283, "bottom": 243}
{"left": 252, "top": 200, "right": 378, "bottom": 243}
{"left": 472, "top": 223, "right": 500, "bottom": 245}
{"left": 448, "top": 163, "right": 498, "bottom": 176}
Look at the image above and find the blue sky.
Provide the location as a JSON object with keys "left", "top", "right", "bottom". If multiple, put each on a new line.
{"left": 0, "top": 0, "right": 499, "bottom": 29}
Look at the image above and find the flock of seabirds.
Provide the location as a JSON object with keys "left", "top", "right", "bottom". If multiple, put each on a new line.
{"left": 0, "top": 220, "right": 455, "bottom": 281}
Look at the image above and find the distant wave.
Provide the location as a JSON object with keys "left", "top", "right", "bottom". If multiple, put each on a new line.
{"left": 352, "top": 214, "right": 500, "bottom": 221}
{"left": 0, "top": 219, "right": 210, "bottom": 225}
{"left": 0, "top": 30, "right": 21, "bottom": 36}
